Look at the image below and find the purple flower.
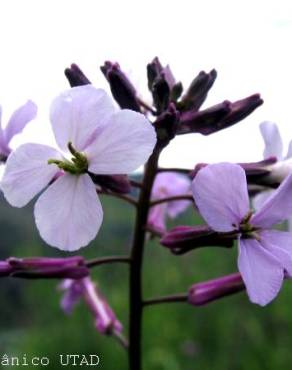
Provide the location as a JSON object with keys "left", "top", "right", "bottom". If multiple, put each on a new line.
{"left": 0, "top": 100, "right": 37, "bottom": 159}
{"left": 192, "top": 162, "right": 292, "bottom": 306}
{"left": 254, "top": 122, "right": 292, "bottom": 229}
{"left": 59, "top": 277, "right": 122, "bottom": 335}
{"left": 1, "top": 85, "right": 156, "bottom": 251}
{"left": 148, "top": 172, "right": 191, "bottom": 232}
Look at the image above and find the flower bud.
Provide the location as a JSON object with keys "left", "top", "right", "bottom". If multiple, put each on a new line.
{"left": 8, "top": 256, "right": 89, "bottom": 279}
{"left": 178, "top": 94, "right": 263, "bottom": 135}
{"left": 178, "top": 101, "right": 231, "bottom": 135}
{"left": 179, "top": 69, "right": 217, "bottom": 111}
{"left": 101, "top": 61, "right": 140, "bottom": 112}
{"left": 0, "top": 261, "right": 13, "bottom": 276}
{"left": 154, "top": 103, "right": 180, "bottom": 146}
{"left": 147, "top": 57, "right": 182, "bottom": 113}
{"left": 161, "top": 225, "right": 235, "bottom": 254}
{"left": 65, "top": 63, "right": 91, "bottom": 87}
{"left": 188, "top": 273, "right": 245, "bottom": 305}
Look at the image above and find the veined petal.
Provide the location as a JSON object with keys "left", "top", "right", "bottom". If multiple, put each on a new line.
{"left": 192, "top": 163, "right": 249, "bottom": 232}
{"left": 86, "top": 109, "right": 156, "bottom": 174}
{"left": 260, "top": 230, "right": 292, "bottom": 276}
{"left": 260, "top": 121, "right": 283, "bottom": 160}
{"left": 34, "top": 174, "right": 103, "bottom": 251}
{"left": 251, "top": 173, "right": 292, "bottom": 228}
{"left": 238, "top": 237, "right": 284, "bottom": 306}
{"left": 4, "top": 100, "right": 37, "bottom": 144}
{"left": 50, "top": 85, "right": 116, "bottom": 152}
{"left": 0, "top": 143, "right": 61, "bottom": 207}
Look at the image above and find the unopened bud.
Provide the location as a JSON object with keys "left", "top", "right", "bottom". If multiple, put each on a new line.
{"left": 188, "top": 273, "right": 244, "bottom": 305}
{"left": 161, "top": 225, "right": 235, "bottom": 254}
{"left": 0, "top": 261, "right": 13, "bottom": 276}
{"left": 101, "top": 61, "right": 140, "bottom": 112}
{"left": 178, "top": 94, "right": 263, "bottom": 135}
{"left": 179, "top": 69, "right": 217, "bottom": 111}
{"left": 65, "top": 64, "right": 91, "bottom": 87}
{"left": 8, "top": 256, "right": 89, "bottom": 279}
{"left": 154, "top": 103, "right": 180, "bottom": 147}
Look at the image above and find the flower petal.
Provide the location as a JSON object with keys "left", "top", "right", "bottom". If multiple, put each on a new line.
{"left": 192, "top": 163, "right": 249, "bottom": 232}
{"left": 0, "top": 143, "right": 61, "bottom": 207}
{"left": 252, "top": 189, "right": 273, "bottom": 211}
{"left": 148, "top": 202, "right": 168, "bottom": 233}
{"left": 50, "top": 85, "right": 116, "bottom": 152}
{"left": 238, "top": 237, "right": 284, "bottom": 306}
{"left": 4, "top": 100, "right": 37, "bottom": 144}
{"left": 34, "top": 173, "right": 103, "bottom": 251}
{"left": 86, "top": 109, "right": 156, "bottom": 174}
{"left": 152, "top": 172, "right": 191, "bottom": 218}
{"left": 260, "top": 121, "right": 283, "bottom": 160}
{"left": 260, "top": 230, "right": 292, "bottom": 276}
{"left": 251, "top": 173, "right": 292, "bottom": 228}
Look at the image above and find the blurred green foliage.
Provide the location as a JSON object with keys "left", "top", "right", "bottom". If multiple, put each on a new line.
{"left": 0, "top": 193, "right": 292, "bottom": 370}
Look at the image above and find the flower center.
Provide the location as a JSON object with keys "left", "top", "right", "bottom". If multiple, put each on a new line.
{"left": 239, "top": 210, "right": 260, "bottom": 240}
{"left": 48, "top": 142, "right": 88, "bottom": 175}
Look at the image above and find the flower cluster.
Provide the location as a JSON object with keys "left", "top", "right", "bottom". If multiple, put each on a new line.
{"left": 1, "top": 57, "right": 290, "bottom": 367}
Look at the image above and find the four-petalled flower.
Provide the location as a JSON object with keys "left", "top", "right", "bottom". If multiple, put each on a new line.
{"left": 192, "top": 162, "right": 292, "bottom": 306}
{"left": 0, "top": 85, "right": 156, "bottom": 251}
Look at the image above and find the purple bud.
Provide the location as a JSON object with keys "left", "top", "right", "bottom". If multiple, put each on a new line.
{"left": 154, "top": 103, "right": 180, "bottom": 146}
{"left": 161, "top": 225, "right": 235, "bottom": 254}
{"left": 89, "top": 174, "right": 131, "bottom": 194}
{"left": 147, "top": 57, "right": 176, "bottom": 91}
{"left": 8, "top": 256, "right": 89, "bottom": 279}
{"left": 101, "top": 61, "right": 140, "bottom": 112}
{"left": 65, "top": 64, "right": 91, "bottom": 87}
{"left": 147, "top": 57, "right": 182, "bottom": 112}
{"left": 0, "top": 261, "right": 13, "bottom": 276}
{"left": 178, "top": 94, "right": 263, "bottom": 135}
{"left": 188, "top": 273, "right": 245, "bottom": 305}
{"left": 178, "top": 101, "right": 231, "bottom": 135}
{"left": 179, "top": 69, "right": 217, "bottom": 111}
{"left": 223, "top": 94, "right": 263, "bottom": 127}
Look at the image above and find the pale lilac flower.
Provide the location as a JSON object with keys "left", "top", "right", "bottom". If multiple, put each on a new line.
{"left": 0, "top": 100, "right": 37, "bottom": 158}
{"left": 1, "top": 85, "right": 156, "bottom": 251}
{"left": 59, "top": 277, "right": 122, "bottom": 335}
{"left": 148, "top": 172, "right": 191, "bottom": 232}
{"left": 192, "top": 162, "right": 292, "bottom": 306}
{"left": 254, "top": 121, "right": 292, "bottom": 229}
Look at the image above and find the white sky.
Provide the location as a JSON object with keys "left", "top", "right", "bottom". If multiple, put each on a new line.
{"left": 0, "top": 0, "right": 292, "bottom": 168}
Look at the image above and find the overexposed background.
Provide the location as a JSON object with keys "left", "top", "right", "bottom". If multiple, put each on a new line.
{"left": 0, "top": 0, "right": 292, "bottom": 168}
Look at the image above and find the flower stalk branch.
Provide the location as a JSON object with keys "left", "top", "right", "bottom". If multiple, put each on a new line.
{"left": 129, "top": 144, "right": 162, "bottom": 370}
{"left": 150, "top": 194, "right": 194, "bottom": 207}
